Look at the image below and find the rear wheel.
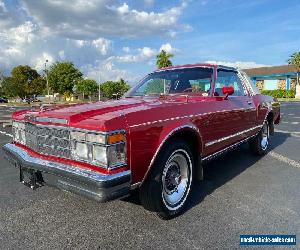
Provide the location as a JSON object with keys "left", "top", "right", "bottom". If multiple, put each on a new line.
{"left": 139, "top": 139, "right": 194, "bottom": 219}
{"left": 249, "top": 120, "right": 270, "bottom": 155}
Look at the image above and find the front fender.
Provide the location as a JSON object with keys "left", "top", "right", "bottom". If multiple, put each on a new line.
{"left": 141, "top": 120, "right": 203, "bottom": 184}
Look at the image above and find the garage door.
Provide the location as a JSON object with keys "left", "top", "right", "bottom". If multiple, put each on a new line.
{"left": 263, "top": 79, "right": 278, "bottom": 90}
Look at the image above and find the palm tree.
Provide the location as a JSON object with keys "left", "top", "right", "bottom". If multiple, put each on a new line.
{"left": 288, "top": 52, "right": 300, "bottom": 86}
{"left": 288, "top": 52, "right": 300, "bottom": 98}
{"left": 156, "top": 50, "right": 174, "bottom": 69}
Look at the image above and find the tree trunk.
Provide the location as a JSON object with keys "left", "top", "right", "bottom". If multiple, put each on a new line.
{"left": 295, "top": 72, "right": 300, "bottom": 99}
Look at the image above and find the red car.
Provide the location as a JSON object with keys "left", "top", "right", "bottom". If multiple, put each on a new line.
{"left": 3, "top": 63, "right": 280, "bottom": 219}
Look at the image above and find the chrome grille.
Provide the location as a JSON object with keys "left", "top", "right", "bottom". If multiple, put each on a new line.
{"left": 24, "top": 123, "right": 71, "bottom": 158}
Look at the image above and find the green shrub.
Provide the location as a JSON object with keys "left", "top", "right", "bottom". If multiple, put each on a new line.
{"left": 261, "top": 89, "right": 295, "bottom": 98}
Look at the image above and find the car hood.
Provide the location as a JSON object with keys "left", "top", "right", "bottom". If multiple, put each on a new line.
{"left": 13, "top": 98, "right": 160, "bottom": 131}
{"left": 13, "top": 95, "right": 212, "bottom": 131}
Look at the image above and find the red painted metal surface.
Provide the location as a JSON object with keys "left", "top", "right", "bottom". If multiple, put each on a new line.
{"left": 11, "top": 64, "right": 280, "bottom": 184}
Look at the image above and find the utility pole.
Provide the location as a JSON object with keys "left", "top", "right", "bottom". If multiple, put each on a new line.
{"left": 44, "top": 60, "right": 50, "bottom": 101}
{"left": 98, "top": 72, "right": 101, "bottom": 101}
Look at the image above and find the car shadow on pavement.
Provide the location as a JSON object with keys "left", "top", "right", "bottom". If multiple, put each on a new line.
{"left": 124, "top": 132, "right": 290, "bottom": 215}
{"left": 187, "top": 131, "right": 290, "bottom": 212}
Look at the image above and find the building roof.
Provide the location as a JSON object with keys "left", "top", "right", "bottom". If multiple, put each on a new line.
{"left": 155, "top": 63, "right": 235, "bottom": 72}
{"left": 243, "top": 65, "right": 298, "bottom": 77}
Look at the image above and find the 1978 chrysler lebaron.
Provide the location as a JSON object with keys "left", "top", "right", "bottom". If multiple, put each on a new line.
{"left": 3, "top": 63, "right": 280, "bottom": 219}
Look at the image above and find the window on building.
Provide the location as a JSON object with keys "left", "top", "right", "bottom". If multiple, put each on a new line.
{"left": 263, "top": 79, "right": 278, "bottom": 90}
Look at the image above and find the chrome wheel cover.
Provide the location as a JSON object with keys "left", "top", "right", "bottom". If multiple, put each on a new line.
{"left": 162, "top": 149, "right": 192, "bottom": 211}
{"left": 261, "top": 121, "right": 269, "bottom": 150}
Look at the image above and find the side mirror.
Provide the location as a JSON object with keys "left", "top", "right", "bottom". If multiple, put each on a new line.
{"left": 222, "top": 86, "right": 234, "bottom": 99}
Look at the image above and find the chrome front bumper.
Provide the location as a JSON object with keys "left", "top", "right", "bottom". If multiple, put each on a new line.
{"left": 3, "top": 143, "right": 131, "bottom": 202}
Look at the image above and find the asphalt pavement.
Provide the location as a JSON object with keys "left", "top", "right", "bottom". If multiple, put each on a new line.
{"left": 0, "top": 103, "right": 299, "bottom": 249}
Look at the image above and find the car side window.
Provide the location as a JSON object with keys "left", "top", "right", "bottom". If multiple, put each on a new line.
{"left": 215, "top": 69, "right": 247, "bottom": 97}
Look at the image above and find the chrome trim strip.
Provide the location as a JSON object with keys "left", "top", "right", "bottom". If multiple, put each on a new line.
{"left": 154, "top": 65, "right": 215, "bottom": 72}
{"left": 237, "top": 70, "right": 253, "bottom": 96}
{"left": 202, "top": 134, "right": 257, "bottom": 162}
{"left": 36, "top": 117, "right": 68, "bottom": 125}
{"left": 205, "top": 125, "right": 262, "bottom": 147}
{"left": 130, "top": 182, "right": 141, "bottom": 190}
{"left": 129, "top": 108, "right": 256, "bottom": 129}
{"left": 23, "top": 121, "right": 126, "bottom": 136}
{"left": 141, "top": 124, "right": 201, "bottom": 184}
{"left": 129, "top": 114, "right": 194, "bottom": 128}
{"left": 3, "top": 143, "right": 130, "bottom": 183}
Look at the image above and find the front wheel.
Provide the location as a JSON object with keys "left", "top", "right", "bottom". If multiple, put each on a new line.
{"left": 249, "top": 120, "right": 270, "bottom": 155}
{"left": 139, "top": 139, "right": 194, "bottom": 219}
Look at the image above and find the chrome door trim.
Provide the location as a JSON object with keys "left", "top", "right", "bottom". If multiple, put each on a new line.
{"left": 205, "top": 125, "right": 262, "bottom": 147}
{"left": 202, "top": 134, "right": 257, "bottom": 162}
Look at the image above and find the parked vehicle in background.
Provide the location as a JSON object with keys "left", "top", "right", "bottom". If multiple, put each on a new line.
{"left": 35, "top": 95, "right": 47, "bottom": 102}
{"left": 0, "top": 97, "right": 8, "bottom": 103}
{"left": 22, "top": 96, "right": 42, "bottom": 104}
{"left": 3, "top": 63, "right": 280, "bottom": 219}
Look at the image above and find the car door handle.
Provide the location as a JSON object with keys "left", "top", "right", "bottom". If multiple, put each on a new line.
{"left": 247, "top": 101, "right": 252, "bottom": 105}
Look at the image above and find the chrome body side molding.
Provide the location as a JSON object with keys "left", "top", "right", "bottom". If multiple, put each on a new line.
{"left": 202, "top": 135, "right": 256, "bottom": 162}
{"left": 205, "top": 125, "right": 262, "bottom": 147}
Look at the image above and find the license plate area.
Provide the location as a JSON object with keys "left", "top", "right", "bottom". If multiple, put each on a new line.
{"left": 19, "top": 166, "right": 44, "bottom": 190}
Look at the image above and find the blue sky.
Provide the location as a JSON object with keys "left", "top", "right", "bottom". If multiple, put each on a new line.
{"left": 0, "top": 0, "right": 299, "bottom": 84}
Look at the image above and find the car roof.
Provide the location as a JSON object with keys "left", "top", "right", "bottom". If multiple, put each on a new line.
{"left": 154, "top": 63, "right": 237, "bottom": 72}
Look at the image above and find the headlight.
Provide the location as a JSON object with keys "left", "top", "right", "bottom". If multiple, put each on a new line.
{"left": 107, "top": 143, "right": 126, "bottom": 167}
{"left": 93, "top": 143, "right": 126, "bottom": 168}
{"left": 70, "top": 131, "right": 86, "bottom": 141}
{"left": 19, "top": 130, "right": 26, "bottom": 144}
{"left": 93, "top": 145, "right": 107, "bottom": 165}
{"left": 12, "top": 121, "right": 26, "bottom": 144}
{"left": 86, "top": 133, "right": 106, "bottom": 144}
{"left": 73, "top": 142, "right": 89, "bottom": 160}
{"left": 13, "top": 127, "right": 20, "bottom": 141}
{"left": 70, "top": 130, "right": 126, "bottom": 169}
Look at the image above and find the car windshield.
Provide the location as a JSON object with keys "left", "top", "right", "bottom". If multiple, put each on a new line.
{"left": 128, "top": 67, "right": 214, "bottom": 97}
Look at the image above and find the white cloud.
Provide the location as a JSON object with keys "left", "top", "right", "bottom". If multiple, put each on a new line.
{"left": 205, "top": 60, "right": 270, "bottom": 69}
{"left": 122, "top": 47, "right": 130, "bottom": 53}
{"left": 84, "top": 61, "right": 139, "bottom": 84}
{"left": 21, "top": 0, "right": 188, "bottom": 39}
{"left": 0, "top": 21, "right": 39, "bottom": 71}
{"left": 139, "top": 47, "right": 156, "bottom": 57}
{"left": 74, "top": 39, "right": 89, "bottom": 48}
{"left": 92, "top": 38, "right": 112, "bottom": 55}
{"left": 33, "top": 52, "right": 55, "bottom": 71}
{"left": 73, "top": 38, "right": 112, "bottom": 55}
{"left": 4, "top": 47, "right": 23, "bottom": 57}
{"left": 58, "top": 50, "right": 65, "bottom": 60}
{"left": 4, "top": 21, "right": 37, "bottom": 44}
{"left": 108, "top": 43, "right": 176, "bottom": 65}
{"left": 117, "top": 3, "right": 129, "bottom": 14}
{"left": 0, "top": 0, "right": 186, "bottom": 81}
{"left": 110, "top": 46, "right": 156, "bottom": 63}
{"left": 159, "top": 43, "right": 177, "bottom": 54}
{"left": 0, "top": 0, "right": 6, "bottom": 12}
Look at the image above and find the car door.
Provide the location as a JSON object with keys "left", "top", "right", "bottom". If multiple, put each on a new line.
{"left": 202, "top": 68, "right": 255, "bottom": 156}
